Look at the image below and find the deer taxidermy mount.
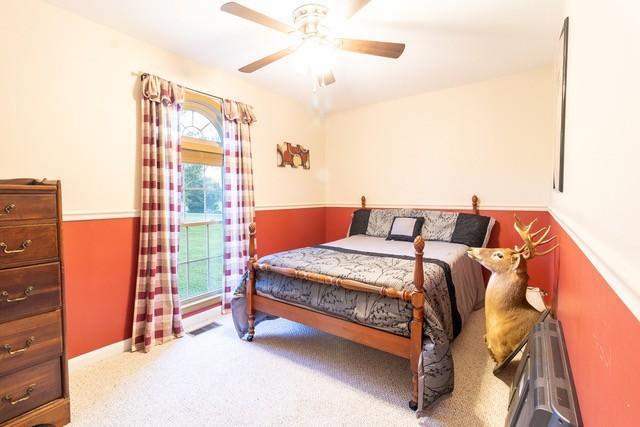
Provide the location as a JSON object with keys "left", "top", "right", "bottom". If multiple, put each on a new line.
{"left": 220, "top": 1, "right": 405, "bottom": 87}
{"left": 467, "top": 215, "right": 558, "bottom": 369}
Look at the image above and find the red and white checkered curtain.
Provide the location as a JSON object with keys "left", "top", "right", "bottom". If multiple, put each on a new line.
{"left": 131, "top": 74, "right": 185, "bottom": 352}
{"left": 222, "top": 100, "right": 256, "bottom": 312}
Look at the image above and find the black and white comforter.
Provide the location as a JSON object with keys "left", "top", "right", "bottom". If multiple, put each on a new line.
{"left": 232, "top": 235, "right": 485, "bottom": 411}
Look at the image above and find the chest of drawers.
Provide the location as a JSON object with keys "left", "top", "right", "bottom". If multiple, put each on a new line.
{"left": 0, "top": 179, "right": 70, "bottom": 427}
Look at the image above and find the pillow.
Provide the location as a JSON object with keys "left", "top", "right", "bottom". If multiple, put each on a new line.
{"left": 366, "top": 208, "right": 412, "bottom": 237}
{"left": 386, "top": 216, "right": 425, "bottom": 242}
{"left": 348, "top": 209, "right": 371, "bottom": 236}
{"left": 414, "top": 210, "right": 459, "bottom": 241}
{"left": 450, "top": 213, "right": 496, "bottom": 247}
{"left": 347, "top": 207, "right": 496, "bottom": 246}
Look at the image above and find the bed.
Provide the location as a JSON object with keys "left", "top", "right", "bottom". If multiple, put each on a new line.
{"left": 232, "top": 196, "right": 495, "bottom": 412}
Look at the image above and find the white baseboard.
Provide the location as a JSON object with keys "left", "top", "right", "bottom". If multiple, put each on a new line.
{"left": 68, "top": 307, "right": 224, "bottom": 373}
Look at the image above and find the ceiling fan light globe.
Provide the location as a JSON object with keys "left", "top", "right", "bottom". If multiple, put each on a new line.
{"left": 291, "top": 51, "right": 309, "bottom": 75}
{"left": 287, "top": 31, "right": 304, "bottom": 50}
{"left": 310, "top": 54, "right": 334, "bottom": 76}
{"left": 295, "top": 38, "right": 336, "bottom": 76}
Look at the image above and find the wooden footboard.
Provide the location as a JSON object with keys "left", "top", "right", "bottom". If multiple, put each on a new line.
{"left": 245, "top": 222, "right": 425, "bottom": 409}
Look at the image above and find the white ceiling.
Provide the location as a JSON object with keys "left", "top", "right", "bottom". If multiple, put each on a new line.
{"left": 46, "top": 0, "right": 563, "bottom": 112}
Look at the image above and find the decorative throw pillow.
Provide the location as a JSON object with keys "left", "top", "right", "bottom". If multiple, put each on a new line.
{"left": 348, "top": 209, "right": 371, "bottom": 236}
{"left": 366, "top": 208, "right": 411, "bottom": 237}
{"left": 414, "top": 210, "right": 459, "bottom": 241}
{"left": 450, "top": 213, "right": 496, "bottom": 247}
{"left": 386, "top": 217, "right": 425, "bottom": 242}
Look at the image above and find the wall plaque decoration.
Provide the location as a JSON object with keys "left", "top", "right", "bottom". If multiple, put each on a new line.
{"left": 277, "top": 142, "right": 310, "bottom": 169}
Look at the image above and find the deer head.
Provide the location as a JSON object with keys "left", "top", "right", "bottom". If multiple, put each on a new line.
{"left": 467, "top": 215, "right": 558, "bottom": 274}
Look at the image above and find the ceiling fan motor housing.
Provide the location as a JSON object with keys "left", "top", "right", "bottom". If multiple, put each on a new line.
{"left": 293, "top": 4, "right": 329, "bottom": 38}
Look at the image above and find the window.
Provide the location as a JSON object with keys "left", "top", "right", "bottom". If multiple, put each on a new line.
{"left": 178, "top": 90, "right": 224, "bottom": 312}
{"left": 180, "top": 110, "right": 221, "bottom": 143}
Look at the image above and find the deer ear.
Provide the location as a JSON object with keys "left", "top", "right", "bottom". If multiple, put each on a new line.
{"left": 511, "top": 253, "right": 522, "bottom": 270}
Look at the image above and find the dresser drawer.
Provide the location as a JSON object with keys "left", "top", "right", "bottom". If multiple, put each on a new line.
{"left": 0, "top": 358, "right": 62, "bottom": 424}
{"left": 0, "top": 263, "right": 61, "bottom": 323}
{"left": 0, "top": 311, "right": 63, "bottom": 377}
{"left": 0, "top": 224, "right": 58, "bottom": 269}
{"left": 0, "top": 194, "right": 57, "bottom": 223}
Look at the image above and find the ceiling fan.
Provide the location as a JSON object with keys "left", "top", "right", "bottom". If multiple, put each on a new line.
{"left": 220, "top": 1, "right": 406, "bottom": 87}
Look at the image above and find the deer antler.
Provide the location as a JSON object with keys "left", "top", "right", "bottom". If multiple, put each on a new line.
{"left": 513, "top": 215, "right": 558, "bottom": 259}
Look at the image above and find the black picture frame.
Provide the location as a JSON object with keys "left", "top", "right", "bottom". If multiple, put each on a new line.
{"left": 553, "top": 17, "right": 569, "bottom": 192}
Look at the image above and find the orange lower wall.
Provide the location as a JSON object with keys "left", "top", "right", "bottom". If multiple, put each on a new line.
{"left": 254, "top": 207, "right": 326, "bottom": 256}
{"left": 63, "top": 217, "right": 139, "bottom": 358}
{"left": 551, "top": 216, "right": 640, "bottom": 427}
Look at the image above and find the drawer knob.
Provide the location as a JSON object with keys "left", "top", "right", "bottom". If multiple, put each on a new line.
{"left": 1, "top": 286, "right": 35, "bottom": 303}
{"left": 2, "top": 384, "right": 36, "bottom": 406}
{"left": 0, "top": 204, "right": 16, "bottom": 216}
{"left": 2, "top": 336, "right": 36, "bottom": 355}
{"left": 0, "top": 239, "right": 31, "bottom": 254}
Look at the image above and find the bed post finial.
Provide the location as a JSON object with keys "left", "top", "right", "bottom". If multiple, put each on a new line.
{"left": 361, "top": 195, "right": 366, "bottom": 209}
{"left": 413, "top": 236, "right": 424, "bottom": 290}
{"left": 472, "top": 194, "right": 479, "bottom": 215}
{"left": 249, "top": 222, "right": 256, "bottom": 259}
{"left": 410, "top": 235, "right": 425, "bottom": 410}
{"left": 247, "top": 222, "right": 257, "bottom": 341}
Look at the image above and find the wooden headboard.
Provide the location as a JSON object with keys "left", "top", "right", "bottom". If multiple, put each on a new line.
{"left": 360, "top": 194, "right": 481, "bottom": 215}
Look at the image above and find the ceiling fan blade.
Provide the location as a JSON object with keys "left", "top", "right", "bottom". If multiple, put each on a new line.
{"left": 344, "top": 0, "right": 371, "bottom": 20}
{"left": 221, "top": 2, "right": 295, "bottom": 33}
{"left": 317, "top": 71, "right": 336, "bottom": 87}
{"left": 337, "top": 38, "right": 405, "bottom": 59}
{"left": 239, "top": 48, "right": 294, "bottom": 73}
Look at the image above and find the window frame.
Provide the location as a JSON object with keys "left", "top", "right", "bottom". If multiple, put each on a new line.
{"left": 179, "top": 90, "right": 225, "bottom": 314}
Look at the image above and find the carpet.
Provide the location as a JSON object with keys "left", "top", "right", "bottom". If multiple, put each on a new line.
{"left": 69, "top": 308, "right": 517, "bottom": 426}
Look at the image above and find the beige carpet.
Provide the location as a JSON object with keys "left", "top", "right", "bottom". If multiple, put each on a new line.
{"left": 69, "top": 308, "right": 518, "bottom": 426}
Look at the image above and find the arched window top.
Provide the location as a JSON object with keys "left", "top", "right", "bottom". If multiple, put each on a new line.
{"left": 180, "top": 109, "right": 221, "bottom": 144}
{"left": 179, "top": 91, "right": 223, "bottom": 147}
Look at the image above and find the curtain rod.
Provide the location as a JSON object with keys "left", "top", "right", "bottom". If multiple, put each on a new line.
{"left": 135, "top": 72, "right": 224, "bottom": 103}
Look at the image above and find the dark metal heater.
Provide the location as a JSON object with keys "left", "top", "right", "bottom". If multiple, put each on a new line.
{"left": 505, "top": 316, "right": 582, "bottom": 426}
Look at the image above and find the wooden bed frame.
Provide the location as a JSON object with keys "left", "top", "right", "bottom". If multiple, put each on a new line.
{"left": 245, "top": 195, "right": 481, "bottom": 410}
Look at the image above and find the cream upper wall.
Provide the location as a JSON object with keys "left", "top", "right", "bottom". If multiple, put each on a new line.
{"left": 324, "top": 67, "right": 554, "bottom": 209}
{"left": 0, "top": 0, "right": 326, "bottom": 217}
{"left": 550, "top": 0, "right": 640, "bottom": 318}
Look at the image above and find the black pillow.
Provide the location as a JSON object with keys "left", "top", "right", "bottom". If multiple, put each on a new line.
{"left": 348, "top": 209, "right": 371, "bottom": 236}
{"left": 450, "top": 213, "right": 495, "bottom": 247}
{"left": 386, "top": 216, "right": 425, "bottom": 242}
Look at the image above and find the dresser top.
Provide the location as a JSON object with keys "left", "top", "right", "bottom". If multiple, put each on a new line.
{"left": 0, "top": 179, "right": 58, "bottom": 193}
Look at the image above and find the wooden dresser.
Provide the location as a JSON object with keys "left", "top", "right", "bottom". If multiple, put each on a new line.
{"left": 0, "top": 179, "right": 70, "bottom": 426}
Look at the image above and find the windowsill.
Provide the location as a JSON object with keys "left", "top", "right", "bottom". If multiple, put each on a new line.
{"left": 181, "top": 294, "right": 222, "bottom": 316}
